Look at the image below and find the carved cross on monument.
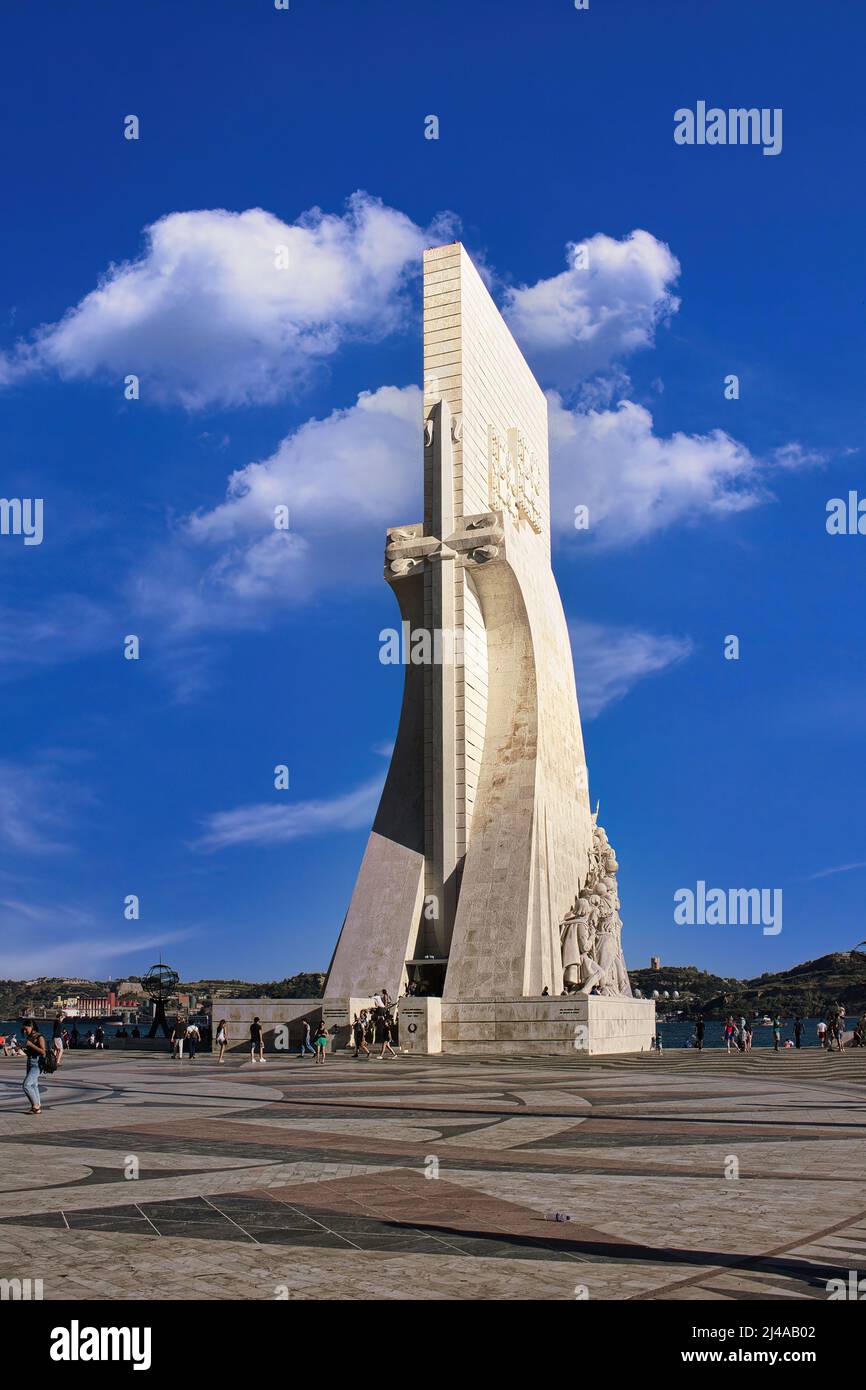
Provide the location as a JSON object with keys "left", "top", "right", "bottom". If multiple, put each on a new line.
{"left": 385, "top": 397, "right": 505, "bottom": 958}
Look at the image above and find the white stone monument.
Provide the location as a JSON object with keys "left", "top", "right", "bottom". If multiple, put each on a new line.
{"left": 324, "top": 242, "right": 654, "bottom": 1056}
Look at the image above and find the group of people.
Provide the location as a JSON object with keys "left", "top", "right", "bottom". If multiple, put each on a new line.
{"left": 816, "top": 1005, "right": 864, "bottom": 1051}
{"left": 169, "top": 1020, "right": 203, "bottom": 1060}
{"left": 209, "top": 990, "right": 402, "bottom": 1066}
{"left": 349, "top": 994, "right": 399, "bottom": 1061}
{"left": 689, "top": 1008, "right": 864, "bottom": 1053}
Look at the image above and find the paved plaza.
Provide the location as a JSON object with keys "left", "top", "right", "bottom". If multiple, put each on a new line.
{"left": 0, "top": 1048, "right": 864, "bottom": 1301}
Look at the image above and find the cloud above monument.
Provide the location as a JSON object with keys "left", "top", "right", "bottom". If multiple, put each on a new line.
{"left": 570, "top": 619, "right": 693, "bottom": 717}
{"left": 0, "top": 194, "right": 442, "bottom": 408}
{"left": 503, "top": 229, "right": 681, "bottom": 385}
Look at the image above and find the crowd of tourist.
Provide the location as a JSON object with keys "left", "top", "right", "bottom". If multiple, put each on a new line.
{"left": 9, "top": 996, "right": 865, "bottom": 1112}
{"left": 685, "top": 1005, "right": 865, "bottom": 1053}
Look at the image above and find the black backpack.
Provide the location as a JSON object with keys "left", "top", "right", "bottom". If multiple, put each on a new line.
{"left": 39, "top": 1045, "right": 58, "bottom": 1074}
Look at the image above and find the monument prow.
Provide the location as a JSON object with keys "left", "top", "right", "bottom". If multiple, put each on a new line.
{"left": 324, "top": 242, "right": 655, "bottom": 1055}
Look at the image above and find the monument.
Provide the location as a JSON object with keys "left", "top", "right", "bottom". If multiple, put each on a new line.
{"left": 323, "top": 242, "right": 655, "bottom": 1055}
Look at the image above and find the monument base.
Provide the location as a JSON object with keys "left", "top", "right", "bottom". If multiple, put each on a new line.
{"left": 214, "top": 995, "right": 655, "bottom": 1057}
{"left": 440, "top": 995, "right": 656, "bottom": 1056}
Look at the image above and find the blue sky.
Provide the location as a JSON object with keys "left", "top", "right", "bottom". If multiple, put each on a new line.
{"left": 1, "top": 0, "right": 864, "bottom": 983}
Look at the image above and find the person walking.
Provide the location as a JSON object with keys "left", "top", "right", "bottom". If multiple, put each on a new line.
{"left": 250, "top": 1016, "right": 265, "bottom": 1063}
{"left": 70, "top": 1024, "right": 80, "bottom": 1049}
{"left": 51, "top": 1013, "right": 65, "bottom": 1069}
{"left": 724, "top": 1017, "right": 735, "bottom": 1054}
{"left": 298, "top": 1019, "right": 315, "bottom": 1057}
{"left": 694, "top": 1015, "right": 705, "bottom": 1052}
{"left": 185, "top": 1022, "right": 200, "bottom": 1061}
{"left": 378, "top": 1014, "right": 398, "bottom": 1060}
{"left": 21, "top": 1020, "right": 46, "bottom": 1114}
{"left": 170, "top": 1020, "right": 184, "bottom": 1060}
{"left": 215, "top": 1019, "right": 228, "bottom": 1063}
{"left": 817, "top": 1018, "right": 828, "bottom": 1048}
{"left": 352, "top": 1014, "right": 370, "bottom": 1060}
{"left": 793, "top": 1015, "right": 803, "bottom": 1050}
{"left": 771, "top": 1015, "right": 782, "bottom": 1052}
{"left": 313, "top": 1021, "right": 328, "bottom": 1064}
{"left": 744, "top": 1017, "right": 753, "bottom": 1052}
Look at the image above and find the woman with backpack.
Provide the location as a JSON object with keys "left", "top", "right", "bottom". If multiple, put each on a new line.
{"left": 21, "top": 1019, "right": 47, "bottom": 1114}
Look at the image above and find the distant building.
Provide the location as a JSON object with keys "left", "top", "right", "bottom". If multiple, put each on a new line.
{"left": 650, "top": 955, "right": 661, "bottom": 971}
{"left": 59, "top": 990, "right": 139, "bottom": 1018}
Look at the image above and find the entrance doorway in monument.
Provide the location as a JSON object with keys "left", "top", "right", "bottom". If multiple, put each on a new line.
{"left": 405, "top": 958, "right": 448, "bottom": 997}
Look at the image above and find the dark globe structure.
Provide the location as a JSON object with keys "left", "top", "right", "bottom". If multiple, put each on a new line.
{"left": 142, "top": 961, "right": 179, "bottom": 1038}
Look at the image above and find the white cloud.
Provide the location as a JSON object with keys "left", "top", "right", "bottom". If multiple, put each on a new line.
{"left": 806, "top": 861, "right": 866, "bottom": 881}
{"left": 3, "top": 194, "right": 442, "bottom": 408}
{"left": 769, "top": 442, "right": 828, "bottom": 471}
{"left": 190, "top": 383, "right": 421, "bottom": 542}
{"left": 570, "top": 619, "right": 693, "bottom": 718}
{"left": 194, "top": 774, "right": 383, "bottom": 851}
{"left": 132, "top": 384, "right": 422, "bottom": 629}
{"left": 0, "top": 757, "right": 92, "bottom": 854}
{"left": 549, "top": 394, "right": 768, "bottom": 545}
{"left": 0, "top": 595, "right": 113, "bottom": 676}
{"left": 0, "top": 904, "right": 193, "bottom": 978}
{"left": 503, "top": 229, "right": 681, "bottom": 384}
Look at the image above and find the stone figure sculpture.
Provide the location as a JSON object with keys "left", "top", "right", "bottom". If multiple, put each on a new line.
{"left": 560, "top": 820, "right": 633, "bottom": 997}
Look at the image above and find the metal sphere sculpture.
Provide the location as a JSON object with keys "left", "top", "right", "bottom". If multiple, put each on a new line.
{"left": 142, "top": 962, "right": 179, "bottom": 1001}
{"left": 143, "top": 961, "right": 179, "bottom": 1038}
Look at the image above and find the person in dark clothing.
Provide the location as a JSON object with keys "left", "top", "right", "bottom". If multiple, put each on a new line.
{"left": 793, "top": 1016, "right": 803, "bottom": 1049}
{"left": 352, "top": 1014, "right": 370, "bottom": 1059}
{"left": 51, "top": 1013, "right": 65, "bottom": 1068}
{"left": 298, "top": 1019, "right": 314, "bottom": 1057}
{"left": 378, "top": 1015, "right": 398, "bottom": 1060}
{"left": 250, "top": 1016, "right": 265, "bottom": 1063}
{"left": 694, "top": 1016, "right": 705, "bottom": 1052}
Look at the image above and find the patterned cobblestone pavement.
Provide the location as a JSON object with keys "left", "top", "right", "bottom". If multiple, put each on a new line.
{"left": 1, "top": 1048, "right": 864, "bottom": 1301}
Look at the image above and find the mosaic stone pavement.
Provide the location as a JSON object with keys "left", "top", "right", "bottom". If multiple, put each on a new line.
{"left": 0, "top": 1047, "right": 864, "bottom": 1301}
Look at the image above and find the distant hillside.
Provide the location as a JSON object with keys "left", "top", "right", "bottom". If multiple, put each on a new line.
{"left": 205, "top": 972, "right": 326, "bottom": 1001}
{"left": 0, "top": 971, "right": 327, "bottom": 1017}
{"left": 630, "top": 953, "right": 866, "bottom": 1018}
